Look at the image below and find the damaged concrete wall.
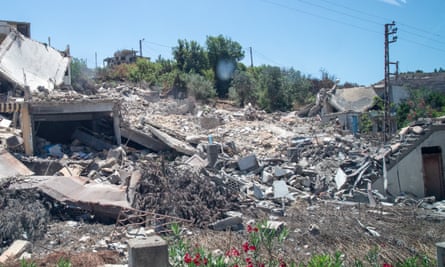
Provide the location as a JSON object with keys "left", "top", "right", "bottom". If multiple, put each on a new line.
{"left": 373, "top": 129, "right": 445, "bottom": 198}
{"left": 0, "top": 30, "right": 70, "bottom": 92}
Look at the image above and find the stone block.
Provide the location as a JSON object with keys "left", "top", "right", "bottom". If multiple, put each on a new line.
{"left": 0, "top": 240, "right": 32, "bottom": 263}
{"left": 238, "top": 154, "right": 259, "bottom": 172}
{"left": 6, "top": 135, "right": 23, "bottom": 148}
{"left": 209, "top": 216, "right": 243, "bottom": 231}
{"left": 128, "top": 236, "right": 168, "bottom": 267}
{"left": 207, "top": 144, "right": 220, "bottom": 168}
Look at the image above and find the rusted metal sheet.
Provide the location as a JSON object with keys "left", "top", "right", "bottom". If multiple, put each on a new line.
{"left": 0, "top": 150, "right": 34, "bottom": 179}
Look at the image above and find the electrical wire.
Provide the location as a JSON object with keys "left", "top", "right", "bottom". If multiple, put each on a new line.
{"left": 259, "top": 0, "right": 445, "bottom": 53}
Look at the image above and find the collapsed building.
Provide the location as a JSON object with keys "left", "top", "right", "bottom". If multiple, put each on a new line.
{"left": 0, "top": 20, "right": 120, "bottom": 156}
{"left": 0, "top": 20, "right": 444, "bottom": 265}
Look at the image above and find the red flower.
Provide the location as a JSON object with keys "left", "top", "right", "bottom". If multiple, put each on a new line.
{"left": 258, "top": 263, "right": 265, "bottom": 267}
{"left": 184, "top": 252, "right": 192, "bottom": 264}
{"left": 226, "top": 247, "right": 240, "bottom": 257}
{"left": 245, "top": 257, "right": 252, "bottom": 264}
{"left": 242, "top": 241, "right": 250, "bottom": 252}
{"left": 193, "top": 253, "right": 201, "bottom": 265}
{"left": 383, "top": 264, "right": 393, "bottom": 267}
{"left": 249, "top": 245, "right": 256, "bottom": 251}
{"left": 247, "top": 224, "right": 259, "bottom": 233}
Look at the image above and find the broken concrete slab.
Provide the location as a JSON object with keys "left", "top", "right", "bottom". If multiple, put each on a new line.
{"left": 72, "top": 128, "right": 114, "bottom": 151}
{"left": 411, "top": 125, "right": 424, "bottom": 135}
{"left": 147, "top": 125, "right": 198, "bottom": 156}
{"left": 0, "top": 149, "right": 34, "bottom": 180}
{"left": 10, "top": 175, "right": 130, "bottom": 221}
{"left": 238, "top": 154, "right": 259, "bottom": 172}
{"left": 0, "top": 30, "right": 70, "bottom": 92}
{"left": 57, "top": 164, "right": 84, "bottom": 177}
{"left": 273, "top": 180, "right": 289, "bottom": 199}
{"left": 334, "top": 168, "right": 347, "bottom": 190}
{"left": 120, "top": 126, "right": 169, "bottom": 152}
{"left": 0, "top": 240, "right": 32, "bottom": 263}
{"left": 209, "top": 216, "right": 243, "bottom": 231}
{"left": 185, "top": 154, "right": 208, "bottom": 168}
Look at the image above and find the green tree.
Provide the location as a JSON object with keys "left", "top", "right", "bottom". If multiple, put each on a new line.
{"left": 206, "top": 35, "right": 245, "bottom": 98}
{"left": 228, "top": 70, "right": 257, "bottom": 107}
{"left": 396, "top": 88, "right": 445, "bottom": 127}
{"left": 281, "top": 68, "right": 312, "bottom": 107}
{"left": 257, "top": 66, "right": 285, "bottom": 112}
{"left": 70, "top": 57, "right": 91, "bottom": 90}
{"left": 172, "top": 39, "right": 209, "bottom": 74}
{"left": 129, "top": 58, "right": 161, "bottom": 85}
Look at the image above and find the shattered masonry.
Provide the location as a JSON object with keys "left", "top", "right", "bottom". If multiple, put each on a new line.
{"left": 0, "top": 19, "right": 445, "bottom": 265}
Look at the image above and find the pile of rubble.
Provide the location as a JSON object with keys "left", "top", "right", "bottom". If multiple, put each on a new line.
{"left": 1, "top": 82, "right": 445, "bottom": 264}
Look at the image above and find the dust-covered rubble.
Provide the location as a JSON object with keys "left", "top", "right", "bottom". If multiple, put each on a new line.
{"left": 0, "top": 84, "right": 445, "bottom": 264}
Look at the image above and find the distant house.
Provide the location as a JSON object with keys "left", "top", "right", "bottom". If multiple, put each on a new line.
{"left": 315, "top": 85, "right": 389, "bottom": 135}
{"left": 103, "top": 49, "right": 138, "bottom": 67}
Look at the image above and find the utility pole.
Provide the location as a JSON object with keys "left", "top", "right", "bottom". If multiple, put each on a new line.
{"left": 249, "top": 47, "right": 254, "bottom": 68}
{"left": 383, "top": 21, "right": 397, "bottom": 143}
{"left": 95, "top": 52, "right": 98, "bottom": 69}
{"left": 139, "top": 38, "right": 145, "bottom": 58}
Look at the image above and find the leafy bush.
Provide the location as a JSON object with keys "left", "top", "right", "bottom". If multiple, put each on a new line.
{"left": 184, "top": 73, "right": 216, "bottom": 102}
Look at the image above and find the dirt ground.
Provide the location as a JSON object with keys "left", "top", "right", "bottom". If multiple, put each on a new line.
{"left": 2, "top": 198, "right": 440, "bottom": 266}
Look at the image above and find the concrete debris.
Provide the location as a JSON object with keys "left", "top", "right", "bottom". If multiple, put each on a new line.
{"left": 0, "top": 30, "right": 70, "bottom": 93}
{"left": 238, "top": 154, "right": 259, "bottom": 172}
{"left": 0, "top": 240, "right": 32, "bottom": 263}
{"left": 0, "top": 150, "right": 34, "bottom": 180}
{"left": 0, "top": 67, "right": 444, "bottom": 262}
{"left": 209, "top": 216, "right": 243, "bottom": 231}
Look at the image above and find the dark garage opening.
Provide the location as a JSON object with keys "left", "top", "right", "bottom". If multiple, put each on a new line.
{"left": 34, "top": 116, "right": 115, "bottom": 145}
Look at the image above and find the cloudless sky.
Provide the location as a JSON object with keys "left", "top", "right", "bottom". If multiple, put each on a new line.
{"left": 2, "top": 0, "right": 444, "bottom": 85}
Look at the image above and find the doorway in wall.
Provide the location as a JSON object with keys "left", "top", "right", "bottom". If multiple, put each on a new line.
{"left": 422, "top": 146, "right": 445, "bottom": 200}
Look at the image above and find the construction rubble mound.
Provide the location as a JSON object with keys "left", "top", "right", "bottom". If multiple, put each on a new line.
{"left": 0, "top": 82, "right": 444, "bottom": 265}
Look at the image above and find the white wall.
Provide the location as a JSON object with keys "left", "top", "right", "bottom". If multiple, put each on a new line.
{"left": 0, "top": 31, "right": 70, "bottom": 92}
{"left": 373, "top": 129, "right": 445, "bottom": 198}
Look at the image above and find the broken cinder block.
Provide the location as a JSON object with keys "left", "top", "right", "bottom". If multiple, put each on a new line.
{"left": 238, "top": 154, "right": 259, "bottom": 172}
{"left": 209, "top": 216, "right": 243, "bottom": 231}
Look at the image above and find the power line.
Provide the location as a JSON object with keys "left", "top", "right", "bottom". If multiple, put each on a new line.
{"left": 315, "top": 0, "right": 444, "bottom": 44}
{"left": 144, "top": 41, "right": 173, "bottom": 49}
{"left": 260, "top": 0, "right": 381, "bottom": 35}
{"left": 296, "top": 0, "right": 382, "bottom": 27}
{"left": 260, "top": 0, "right": 445, "bottom": 53}
{"left": 252, "top": 48, "right": 283, "bottom": 67}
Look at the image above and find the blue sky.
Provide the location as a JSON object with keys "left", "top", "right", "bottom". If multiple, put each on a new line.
{"left": 1, "top": 0, "right": 444, "bottom": 85}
